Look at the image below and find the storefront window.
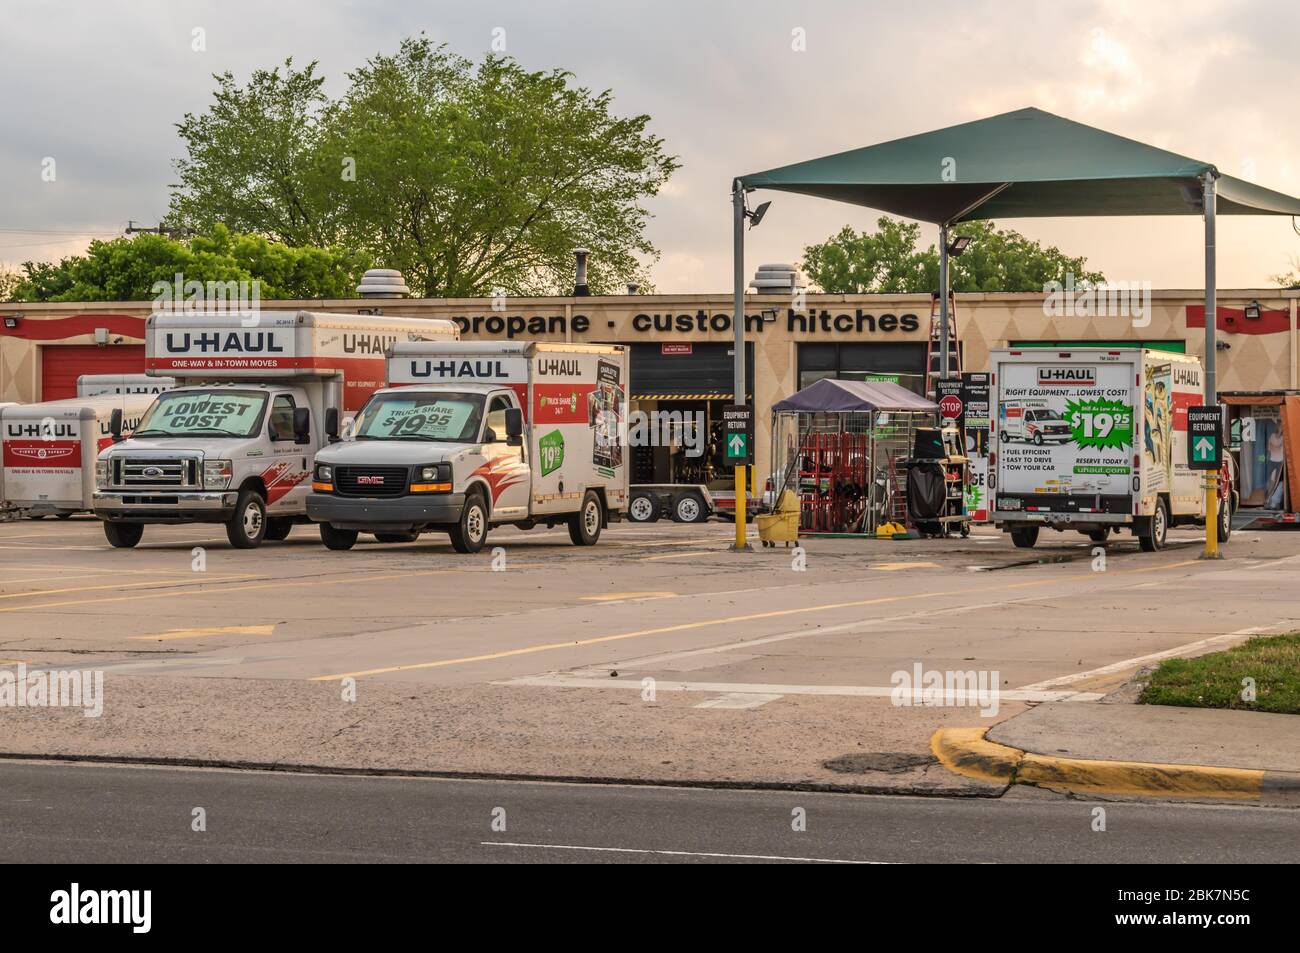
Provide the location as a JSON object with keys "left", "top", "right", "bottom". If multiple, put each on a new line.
{"left": 796, "top": 342, "right": 928, "bottom": 395}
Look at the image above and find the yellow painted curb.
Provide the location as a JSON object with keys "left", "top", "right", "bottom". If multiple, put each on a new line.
{"left": 931, "top": 727, "right": 1264, "bottom": 799}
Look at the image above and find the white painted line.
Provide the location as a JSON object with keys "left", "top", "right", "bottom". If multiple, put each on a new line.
{"left": 499, "top": 674, "right": 1102, "bottom": 703}
{"left": 1016, "top": 622, "right": 1294, "bottom": 692}
{"left": 567, "top": 594, "right": 1054, "bottom": 675}
{"left": 693, "top": 692, "right": 783, "bottom": 710}
{"left": 480, "top": 841, "right": 885, "bottom": 864}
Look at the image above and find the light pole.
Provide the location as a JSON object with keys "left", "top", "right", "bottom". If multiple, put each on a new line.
{"left": 730, "top": 182, "right": 769, "bottom": 551}
{"left": 1202, "top": 172, "right": 1221, "bottom": 559}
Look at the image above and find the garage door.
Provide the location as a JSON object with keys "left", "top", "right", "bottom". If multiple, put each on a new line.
{"left": 40, "top": 345, "right": 146, "bottom": 401}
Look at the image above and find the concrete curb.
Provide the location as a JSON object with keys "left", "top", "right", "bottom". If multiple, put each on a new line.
{"left": 931, "top": 727, "right": 1300, "bottom": 800}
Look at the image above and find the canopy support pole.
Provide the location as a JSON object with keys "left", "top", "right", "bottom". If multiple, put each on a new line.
{"left": 939, "top": 223, "right": 951, "bottom": 382}
{"left": 1203, "top": 172, "right": 1217, "bottom": 402}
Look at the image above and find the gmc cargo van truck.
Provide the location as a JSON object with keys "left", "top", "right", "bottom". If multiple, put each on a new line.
{"left": 93, "top": 311, "right": 457, "bottom": 548}
{"left": 989, "top": 347, "right": 1231, "bottom": 551}
{"left": 307, "top": 341, "right": 630, "bottom": 552}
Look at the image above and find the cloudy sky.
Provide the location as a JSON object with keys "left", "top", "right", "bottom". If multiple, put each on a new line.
{"left": 2, "top": 0, "right": 1298, "bottom": 292}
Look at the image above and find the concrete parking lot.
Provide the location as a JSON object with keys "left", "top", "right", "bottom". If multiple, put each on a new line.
{"left": 2, "top": 516, "right": 1297, "bottom": 795}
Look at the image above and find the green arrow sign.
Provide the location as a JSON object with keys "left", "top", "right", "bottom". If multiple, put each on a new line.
{"left": 1193, "top": 435, "right": 1216, "bottom": 463}
{"left": 727, "top": 433, "right": 748, "bottom": 459}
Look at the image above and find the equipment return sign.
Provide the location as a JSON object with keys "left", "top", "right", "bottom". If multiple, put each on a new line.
{"left": 723, "top": 405, "right": 754, "bottom": 465}
{"left": 1187, "top": 405, "right": 1223, "bottom": 470}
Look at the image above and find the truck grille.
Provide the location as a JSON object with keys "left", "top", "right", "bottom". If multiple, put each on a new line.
{"left": 115, "top": 457, "right": 198, "bottom": 488}
{"left": 334, "top": 465, "right": 409, "bottom": 497}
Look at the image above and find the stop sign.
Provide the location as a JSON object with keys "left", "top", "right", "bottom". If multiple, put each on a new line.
{"left": 939, "top": 394, "right": 963, "bottom": 421}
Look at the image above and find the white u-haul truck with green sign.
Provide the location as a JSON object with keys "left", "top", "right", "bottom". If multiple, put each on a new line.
{"left": 989, "top": 347, "right": 1231, "bottom": 551}
{"left": 93, "top": 311, "right": 456, "bottom": 548}
{"left": 307, "top": 341, "right": 630, "bottom": 552}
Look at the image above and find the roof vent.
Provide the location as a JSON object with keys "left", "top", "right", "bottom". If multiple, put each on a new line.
{"left": 356, "top": 268, "right": 411, "bottom": 298}
{"left": 749, "top": 262, "right": 806, "bottom": 295}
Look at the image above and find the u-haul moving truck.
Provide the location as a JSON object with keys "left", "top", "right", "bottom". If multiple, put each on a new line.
{"left": 2, "top": 394, "right": 153, "bottom": 518}
{"left": 78, "top": 374, "right": 176, "bottom": 397}
{"left": 307, "top": 341, "right": 629, "bottom": 552}
{"left": 93, "top": 311, "right": 457, "bottom": 549}
{"left": 990, "top": 347, "right": 1231, "bottom": 551}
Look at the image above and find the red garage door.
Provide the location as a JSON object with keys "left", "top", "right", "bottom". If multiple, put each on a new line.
{"left": 40, "top": 345, "right": 146, "bottom": 401}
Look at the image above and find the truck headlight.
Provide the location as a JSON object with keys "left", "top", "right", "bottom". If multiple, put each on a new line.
{"left": 95, "top": 459, "right": 109, "bottom": 488}
{"left": 412, "top": 463, "right": 452, "bottom": 493}
{"left": 315, "top": 463, "right": 333, "bottom": 482}
{"left": 203, "top": 459, "right": 232, "bottom": 490}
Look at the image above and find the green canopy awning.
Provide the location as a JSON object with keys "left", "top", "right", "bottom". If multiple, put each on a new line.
{"left": 738, "top": 108, "right": 1300, "bottom": 223}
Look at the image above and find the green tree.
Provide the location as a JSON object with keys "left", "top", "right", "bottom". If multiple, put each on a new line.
{"left": 8, "top": 225, "right": 369, "bottom": 302}
{"left": 167, "top": 37, "right": 679, "bottom": 297}
{"left": 804, "top": 217, "right": 1104, "bottom": 293}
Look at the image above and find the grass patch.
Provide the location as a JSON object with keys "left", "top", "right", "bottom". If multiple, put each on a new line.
{"left": 1139, "top": 633, "right": 1300, "bottom": 715}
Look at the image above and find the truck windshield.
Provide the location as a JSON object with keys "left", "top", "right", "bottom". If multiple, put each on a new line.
{"left": 132, "top": 390, "right": 268, "bottom": 438}
{"left": 353, "top": 392, "right": 485, "bottom": 442}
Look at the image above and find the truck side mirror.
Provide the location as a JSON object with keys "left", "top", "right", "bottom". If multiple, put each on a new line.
{"left": 110, "top": 407, "right": 124, "bottom": 443}
{"left": 505, "top": 407, "right": 524, "bottom": 447}
{"left": 325, "top": 407, "right": 340, "bottom": 443}
{"left": 293, "top": 407, "right": 311, "bottom": 444}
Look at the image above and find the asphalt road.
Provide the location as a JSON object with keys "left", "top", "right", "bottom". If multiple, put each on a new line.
{"left": 4, "top": 760, "right": 1296, "bottom": 864}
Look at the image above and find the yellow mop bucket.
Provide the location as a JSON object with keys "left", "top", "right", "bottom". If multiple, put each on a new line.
{"left": 757, "top": 489, "right": 800, "bottom": 547}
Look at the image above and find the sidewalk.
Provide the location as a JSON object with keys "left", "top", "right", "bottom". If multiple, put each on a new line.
{"left": 933, "top": 702, "right": 1300, "bottom": 803}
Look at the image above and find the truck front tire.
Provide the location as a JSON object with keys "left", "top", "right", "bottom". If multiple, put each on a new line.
{"left": 1010, "top": 526, "right": 1039, "bottom": 549}
{"left": 320, "top": 523, "right": 358, "bottom": 551}
{"left": 104, "top": 521, "right": 143, "bottom": 548}
{"left": 227, "top": 488, "right": 268, "bottom": 549}
{"left": 568, "top": 491, "right": 602, "bottom": 546}
{"left": 265, "top": 518, "right": 294, "bottom": 541}
{"left": 449, "top": 490, "right": 488, "bottom": 554}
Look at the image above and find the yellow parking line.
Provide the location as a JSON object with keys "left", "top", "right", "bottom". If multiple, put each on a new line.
{"left": 310, "top": 557, "right": 1211, "bottom": 681}
{"left": 0, "top": 574, "right": 259, "bottom": 601}
{"left": 638, "top": 551, "right": 716, "bottom": 561}
{"left": 129, "top": 624, "right": 276, "bottom": 641}
{"left": 0, "top": 568, "right": 461, "bottom": 614}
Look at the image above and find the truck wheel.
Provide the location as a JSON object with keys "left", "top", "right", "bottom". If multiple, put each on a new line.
{"left": 450, "top": 490, "right": 488, "bottom": 554}
{"left": 265, "top": 518, "right": 294, "bottom": 541}
{"left": 1139, "top": 499, "right": 1168, "bottom": 552}
{"left": 1217, "top": 496, "right": 1232, "bottom": 543}
{"left": 1032, "top": 432, "right": 1044, "bottom": 446}
{"left": 103, "top": 521, "right": 143, "bottom": 548}
{"left": 1085, "top": 529, "right": 1109, "bottom": 543}
{"left": 628, "top": 491, "right": 659, "bottom": 523}
{"left": 568, "top": 491, "right": 602, "bottom": 546}
{"left": 226, "top": 488, "right": 267, "bottom": 549}
{"left": 672, "top": 492, "right": 707, "bottom": 523}
{"left": 999, "top": 430, "right": 1009, "bottom": 443}
{"left": 56, "top": 512, "right": 73, "bottom": 520}
{"left": 320, "top": 523, "right": 358, "bottom": 551}
{"left": 1010, "top": 526, "right": 1039, "bottom": 549}
{"left": 374, "top": 532, "right": 418, "bottom": 543}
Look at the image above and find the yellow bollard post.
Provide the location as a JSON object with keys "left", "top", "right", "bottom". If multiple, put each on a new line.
{"left": 1203, "top": 471, "right": 1220, "bottom": 559}
{"left": 734, "top": 464, "right": 748, "bottom": 549}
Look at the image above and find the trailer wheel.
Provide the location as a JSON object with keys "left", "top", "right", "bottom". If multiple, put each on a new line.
{"left": 226, "top": 488, "right": 267, "bottom": 549}
{"left": 320, "top": 523, "right": 358, "bottom": 551}
{"left": 568, "top": 491, "right": 602, "bottom": 546}
{"left": 1010, "top": 526, "right": 1039, "bottom": 549}
{"left": 628, "top": 491, "right": 659, "bottom": 523}
{"left": 103, "top": 521, "right": 143, "bottom": 548}
{"left": 265, "top": 518, "right": 294, "bottom": 541}
{"left": 1217, "top": 495, "right": 1232, "bottom": 543}
{"left": 672, "top": 492, "right": 707, "bottom": 523}
{"left": 1139, "top": 498, "right": 1168, "bottom": 552}
{"left": 450, "top": 489, "right": 488, "bottom": 554}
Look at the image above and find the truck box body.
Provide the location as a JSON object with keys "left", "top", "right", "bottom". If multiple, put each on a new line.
{"left": 92, "top": 311, "right": 457, "bottom": 547}
{"left": 307, "top": 341, "right": 629, "bottom": 548}
{"left": 77, "top": 374, "right": 176, "bottom": 397}
{"left": 990, "top": 347, "right": 1209, "bottom": 540}
{"left": 2, "top": 394, "right": 153, "bottom": 515}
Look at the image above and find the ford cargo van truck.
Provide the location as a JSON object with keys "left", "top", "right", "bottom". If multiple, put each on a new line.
{"left": 307, "top": 341, "right": 630, "bottom": 552}
{"left": 93, "top": 311, "right": 457, "bottom": 548}
{"left": 989, "top": 347, "right": 1231, "bottom": 551}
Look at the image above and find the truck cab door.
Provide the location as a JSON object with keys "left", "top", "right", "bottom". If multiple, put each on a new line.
{"left": 262, "top": 389, "right": 313, "bottom": 512}
{"left": 480, "top": 391, "right": 531, "bottom": 521}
